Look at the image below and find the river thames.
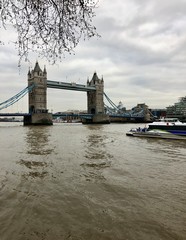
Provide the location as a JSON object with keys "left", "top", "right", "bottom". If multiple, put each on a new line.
{"left": 0, "top": 122, "right": 186, "bottom": 240}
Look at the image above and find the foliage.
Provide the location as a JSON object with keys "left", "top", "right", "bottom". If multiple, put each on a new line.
{"left": 0, "top": 0, "right": 99, "bottom": 64}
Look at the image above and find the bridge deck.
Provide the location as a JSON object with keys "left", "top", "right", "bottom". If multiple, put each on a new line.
{"left": 0, "top": 113, "right": 145, "bottom": 120}
{"left": 0, "top": 113, "right": 30, "bottom": 117}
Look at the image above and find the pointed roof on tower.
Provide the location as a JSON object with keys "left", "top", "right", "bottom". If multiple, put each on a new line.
{"left": 43, "top": 65, "right": 47, "bottom": 74}
{"left": 92, "top": 72, "right": 99, "bottom": 82}
{"left": 33, "top": 61, "right": 42, "bottom": 73}
{"left": 28, "top": 67, "right": 31, "bottom": 77}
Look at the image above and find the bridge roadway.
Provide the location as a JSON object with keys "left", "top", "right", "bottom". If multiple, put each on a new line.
{"left": 0, "top": 113, "right": 30, "bottom": 117}
{"left": 47, "top": 80, "right": 96, "bottom": 92}
{"left": 53, "top": 113, "right": 145, "bottom": 120}
{"left": 0, "top": 113, "right": 145, "bottom": 120}
{"left": 0, "top": 113, "right": 94, "bottom": 119}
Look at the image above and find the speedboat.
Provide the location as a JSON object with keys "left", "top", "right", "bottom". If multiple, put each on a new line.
{"left": 126, "top": 127, "right": 147, "bottom": 136}
{"left": 148, "top": 118, "right": 186, "bottom": 136}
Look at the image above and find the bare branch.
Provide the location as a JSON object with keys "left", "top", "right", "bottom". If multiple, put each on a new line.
{"left": 0, "top": 0, "right": 100, "bottom": 65}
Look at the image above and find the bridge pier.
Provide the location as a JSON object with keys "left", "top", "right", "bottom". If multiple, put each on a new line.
{"left": 92, "top": 113, "right": 110, "bottom": 124}
{"left": 24, "top": 112, "right": 53, "bottom": 126}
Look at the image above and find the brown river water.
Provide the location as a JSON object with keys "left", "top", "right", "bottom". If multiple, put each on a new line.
{"left": 0, "top": 122, "right": 186, "bottom": 240}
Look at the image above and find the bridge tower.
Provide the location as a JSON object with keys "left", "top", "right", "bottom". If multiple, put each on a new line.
{"left": 86, "top": 72, "right": 110, "bottom": 124}
{"left": 28, "top": 61, "right": 47, "bottom": 113}
{"left": 24, "top": 62, "right": 53, "bottom": 125}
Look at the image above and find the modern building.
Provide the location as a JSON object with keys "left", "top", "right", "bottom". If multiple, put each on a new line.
{"left": 166, "top": 96, "right": 186, "bottom": 121}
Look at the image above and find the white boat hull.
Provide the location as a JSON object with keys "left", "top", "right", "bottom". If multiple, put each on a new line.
{"left": 126, "top": 131, "right": 186, "bottom": 140}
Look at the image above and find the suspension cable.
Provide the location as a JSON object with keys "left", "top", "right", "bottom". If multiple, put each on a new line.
{"left": 0, "top": 84, "right": 35, "bottom": 111}
{"left": 104, "top": 92, "right": 120, "bottom": 110}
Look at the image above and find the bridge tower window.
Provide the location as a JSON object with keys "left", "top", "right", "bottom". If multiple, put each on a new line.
{"left": 91, "top": 108, "right": 95, "bottom": 114}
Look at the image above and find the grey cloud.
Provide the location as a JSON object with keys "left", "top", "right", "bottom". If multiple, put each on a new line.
{"left": 1, "top": 0, "right": 186, "bottom": 112}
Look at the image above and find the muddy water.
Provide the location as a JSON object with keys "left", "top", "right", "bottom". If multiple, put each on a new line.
{"left": 0, "top": 122, "right": 186, "bottom": 240}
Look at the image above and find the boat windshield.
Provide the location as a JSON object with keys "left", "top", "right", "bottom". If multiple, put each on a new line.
{"left": 149, "top": 118, "right": 182, "bottom": 125}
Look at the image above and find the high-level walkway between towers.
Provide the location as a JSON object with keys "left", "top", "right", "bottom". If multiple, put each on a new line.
{"left": 47, "top": 80, "right": 96, "bottom": 92}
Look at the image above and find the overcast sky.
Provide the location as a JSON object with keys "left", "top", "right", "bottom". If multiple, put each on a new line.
{"left": 0, "top": 0, "right": 186, "bottom": 113}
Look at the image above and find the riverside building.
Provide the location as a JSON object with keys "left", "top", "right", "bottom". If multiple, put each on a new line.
{"left": 166, "top": 96, "right": 186, "bottom": 122}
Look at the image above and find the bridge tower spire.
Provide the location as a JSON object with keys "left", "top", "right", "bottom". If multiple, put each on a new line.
{"left": 24, "top": 62, "right": 53, "bottom": 125}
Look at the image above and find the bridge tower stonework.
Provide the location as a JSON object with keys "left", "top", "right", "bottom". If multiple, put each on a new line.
{"left": 24, "top": 62, "right": 53, "bottom": 125}
{"left": 86, "top": 72, "right": 110, "bottom": 124}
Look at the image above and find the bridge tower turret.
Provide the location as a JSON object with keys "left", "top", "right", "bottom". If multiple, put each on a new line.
{"left": 87, "top": 72, "right": 104, "bottom": 114}
{"left": 28, "top": 62, "right": 47, "bottom": 113}
{"left": 86, "top": 72, "right": 110, "bottom": 123}
{"left": 24, "top": 62, "right": 52, "bottom": 125}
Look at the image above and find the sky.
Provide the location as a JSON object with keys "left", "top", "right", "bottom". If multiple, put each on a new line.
{"left": 0, "top": 0, "right": 186, "bottom": 113}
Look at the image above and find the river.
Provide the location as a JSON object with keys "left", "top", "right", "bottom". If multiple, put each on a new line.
{"left": 0, "top": 122, "right": 186, "bottom": 240}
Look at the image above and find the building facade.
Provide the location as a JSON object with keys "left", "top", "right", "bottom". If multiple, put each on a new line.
{"left": 166, "top": 96, "right": 186, "bottom": 121}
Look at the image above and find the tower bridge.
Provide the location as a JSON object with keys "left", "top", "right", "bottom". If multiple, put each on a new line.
{"left": 0, "top": 62, "right": 153, "bottom": 125}
{"left": 25, "top": 62, "right": 110, "bottom": 125}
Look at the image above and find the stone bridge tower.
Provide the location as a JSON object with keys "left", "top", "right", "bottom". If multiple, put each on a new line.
{"left": 87, "top": 72, "right": 110, "bottom": 123}
{"left": 24, "top": 62, "right": 53, "bottom": 125}
{"left": 28, "top": 61, "right": 47, "bottom": 113}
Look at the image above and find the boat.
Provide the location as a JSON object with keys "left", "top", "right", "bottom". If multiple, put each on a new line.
{"left": 148, "top": 118, "right": 186, "bottom": 136}
{"left": 126, "top": 128, "right": 186, "bottom": 140}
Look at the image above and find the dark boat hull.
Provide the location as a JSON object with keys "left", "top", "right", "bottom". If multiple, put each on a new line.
{"left": 148, "top": 125, "right": 186, "bottom": 136}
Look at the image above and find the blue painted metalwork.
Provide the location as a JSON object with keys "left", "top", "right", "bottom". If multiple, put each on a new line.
{"left": 0, "top": 84, "right": 35, "bottom": 111}
{"left": 0, "top": 113, "right": 30, "bottom": 116}
{"left": 103, "top": 92, "right": 148, "bottom": 119}
{"left": 104, "top": 92, "right": 120, "bottom": 111}
{"left": 109, "top": 114, "right": 144, "bottom": 119}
